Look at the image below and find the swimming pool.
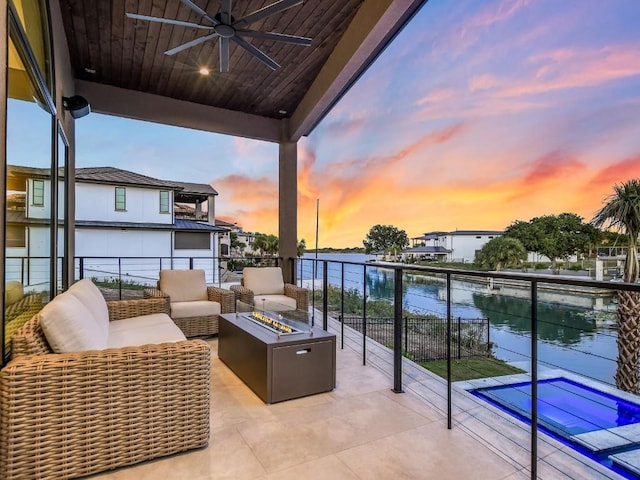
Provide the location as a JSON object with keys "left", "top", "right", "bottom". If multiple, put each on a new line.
{"left": 472, "top": 377, "right": 640, "bottom": 479}
{"left": 473, "top": 377, "right": 640, "bottom": 436}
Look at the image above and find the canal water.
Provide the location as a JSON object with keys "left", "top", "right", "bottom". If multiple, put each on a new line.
{"left": 300, "top": 253, "right": 619, "bottom": 386}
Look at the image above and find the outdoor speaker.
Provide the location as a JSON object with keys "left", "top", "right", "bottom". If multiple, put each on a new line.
{"left": 62, "top": 95, "right": 91, "bottom": 119}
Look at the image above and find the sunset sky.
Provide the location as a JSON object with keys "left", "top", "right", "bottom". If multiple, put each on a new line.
{"left": 75, "top": 0, "right": 640, "bottom": 248}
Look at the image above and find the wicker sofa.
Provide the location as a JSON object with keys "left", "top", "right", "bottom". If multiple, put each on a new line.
{"left": 0, "top": 279, "right": 211, "bottom": 480}
{"left": 143, "top": 269, "right": 235, "bottom": 337}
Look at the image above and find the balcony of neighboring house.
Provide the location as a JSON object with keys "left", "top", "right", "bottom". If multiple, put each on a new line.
{"left": 173, "top": 182, "right": 217, "bottom": 224}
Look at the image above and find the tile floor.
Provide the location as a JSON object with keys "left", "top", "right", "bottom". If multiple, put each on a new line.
{"left": 89, "top": 316, "right": 626, "bottom": 480}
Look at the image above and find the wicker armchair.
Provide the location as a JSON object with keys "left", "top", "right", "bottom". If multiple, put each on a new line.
{"left": 230, "top": 266, "right": 309, "bottom": 313}
{"left": 144, "top": 269, "right": 234, "bottom": 337}
{"left": 1, "top": 297, "right": 211, "bottom": 480}
{"left": 143, "top": 270, "right": 235, "bottom": 337}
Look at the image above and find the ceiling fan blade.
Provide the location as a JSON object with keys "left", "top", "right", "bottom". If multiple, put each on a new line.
{"left": 220, "top": 37, "right": 230, "bottom": 72}
{"left": 220, "top": 0, "right": 232, "bottom": 24}
{"left": 231, "top": 36, "right": 280, "bottom": 70}
{"left": 165, "top": 32, "right": 219, "bottom": 56}
{"left": 237, "top": 30, "right": 311, "bottom": 46}
{"left": 234, "top": 0, "right": 303, "bottom": 28}
{"left": 179, "top": 0, "right": 219, "bottom": 25}
{"left": 126, "top": 13, "right": 215, "bottom": 30}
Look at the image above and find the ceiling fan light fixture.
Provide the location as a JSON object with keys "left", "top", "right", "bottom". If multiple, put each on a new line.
{"left": 199, "top": 67, "right": 211, "bottom": 75}
{"left": 126, "top": 0, "right": 311, "bottom": 72}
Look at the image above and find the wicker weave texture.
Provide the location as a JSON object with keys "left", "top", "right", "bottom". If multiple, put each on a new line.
{"left": 2, "top": 297, "right": 212, "bottom": 480}
{"left": 230, "top": 283, "right": 309, "bottom": 312}
{"left": 144, "top": 286, "right": 234, "bottom": 337}
{"left": 1, "top": 341, "right": 211, "bottom": 480}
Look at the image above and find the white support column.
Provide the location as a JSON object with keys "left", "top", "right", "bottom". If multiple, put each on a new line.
{"left": 279, "top": 138, "right": 297, "bottom": 283}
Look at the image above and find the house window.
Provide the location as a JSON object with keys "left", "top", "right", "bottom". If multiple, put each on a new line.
{"left": 488, "top": 236, "right": 494, "bottom": 239}
{"left": 476, "top": 236, "right": 482, "bottom": 239}
{"left": 175, "top": 232, "right": 210, "bottom": 250}
{"left": 159, "top": 191, "right": 170, "bottom": 213}
{"left": 115, "top": 187, "right": 126, "bottom": 211}
{"left": 6, "top": 225, "right": 26, "bottom": 247}
{"left": 32, "top": 179, "right": 44, "bottom": 206}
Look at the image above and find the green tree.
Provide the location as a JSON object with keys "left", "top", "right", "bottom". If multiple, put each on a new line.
{"left": 504, "top": 213, "right": 600, "bottom": 268}
{"left": 230, "top": 232, "right": 246, "bottom": 255}
{"left": 592, "top": 180, "right": 640, "bottom": 393}
{"left": 264, "top": 234, "right": 279, "bottom": 255}
{"left": 252, "top": 234, "right": 270, "bottom": 256}
{"left": 474, "top": 237, "right": 527, "bottom": 271}
{"left": 363, "top": 225, "right": 409, "bottom": 255}
{"left": 297, "top": 238, "right": 306, "bottom": 257}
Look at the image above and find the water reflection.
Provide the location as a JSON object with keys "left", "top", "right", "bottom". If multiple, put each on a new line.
{"left": 471, "top": 294, "right": 598, "bottom": 345}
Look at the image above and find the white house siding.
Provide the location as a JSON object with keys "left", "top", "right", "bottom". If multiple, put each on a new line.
{"left": 26, "top": 178, "right": 52, "bottom": 219}
{"left": 448, "top": 234, "right": 500, "bottom": 263}
{"left": 75, "top": 183, "right": 173, "bottom": 224}
{"left": 75, "top": 229, "right": 171, "bottom": 257}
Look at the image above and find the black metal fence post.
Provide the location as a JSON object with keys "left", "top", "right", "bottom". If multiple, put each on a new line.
{"left": 340, "top": 263, "right": 345, "bottom": 332}
{"left": 79, "top": 257, "right": 84, "bottom": 280}
{"left": 322, "top": 261, "right": 328, "bottom": 330}
{"left": 531, "top": 281, "right": 538, "bottom": 480}
{"left": 446, "top": 272, "right": 452, "bottom": 430}
{"left": 189, "top": 258, "right": 194, "bottom": 270}
{"left": 362, "top": 265, "right": 367, "bottom": 366}
{"left": 457, "top": 316, "right": 461, "bottom": 360}
{"left": 393, "top": 267, "right": 404, "bottom": 393}
{"left": 118, "top": 258, "right": 122, "bottom": 300}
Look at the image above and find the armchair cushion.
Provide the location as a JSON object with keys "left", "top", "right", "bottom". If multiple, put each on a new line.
{"left": 243, "top": 267, "right": 285, "bottom": 295}
{"left": 108, "top": 313, "right": 186, "bottom": 347}
{"left": 40, "top": 292, "right": 108, "bottom": 353}
{"left": 253, "top": 294, "right": 297, "bottom": 312}
{"left": 159, "top": 269, "right": 208, "bottom": 302}
{"left": 171, "top": 300, "right": 221, "bottom": 319}
{"left": 5, "top": 280, "right": 24, "bottom": 305}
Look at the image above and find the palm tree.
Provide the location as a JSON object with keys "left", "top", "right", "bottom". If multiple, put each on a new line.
{"left": 253, "top": 234, "right": 269, "bottom": 256}
{"left": 592, "top": 179, "right": 640, "bottom": 393}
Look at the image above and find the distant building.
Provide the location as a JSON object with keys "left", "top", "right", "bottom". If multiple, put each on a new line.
{"left": 215, "top": 219, "right": 257, "bottom": 256}
{"left": 6, "top": 165, "right": 229, "bottom": 289}
{"left": 406, "top": 230, "right": 503, "bottom": 263}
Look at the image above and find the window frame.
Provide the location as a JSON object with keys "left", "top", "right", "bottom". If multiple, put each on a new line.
{"left": 174, "top": 232, "right": 211, "bottom": 250}
{"left": 32, "top": 178, "right": 44, "bottom": 205}
{"left": 115, "top": 186, "right": 126, "bottom": 211}
{"left": 159, "top": 190, "right": 170, "bottom": 214}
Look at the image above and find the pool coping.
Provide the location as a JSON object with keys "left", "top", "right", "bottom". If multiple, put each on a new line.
{"left": 455, "top": 369, "right": 640, "bottom": 477}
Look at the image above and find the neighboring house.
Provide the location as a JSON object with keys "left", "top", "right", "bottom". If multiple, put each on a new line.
{"left": 406, "top": 230, "right": 504, "bottom": 263}
{"left": 215, "top": 219, "right": 257, "bottom": 256}
{"left": 6, "top": 165, "right": 229, "bottom": 289}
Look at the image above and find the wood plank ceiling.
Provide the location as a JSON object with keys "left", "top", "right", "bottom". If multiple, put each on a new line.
{"left": 59, "top": 0, "right": 365, "bottom": 120}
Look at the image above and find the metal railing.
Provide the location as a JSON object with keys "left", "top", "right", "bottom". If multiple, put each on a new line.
{"left": 298, "top": 256, "right": 640, "bottom": 480}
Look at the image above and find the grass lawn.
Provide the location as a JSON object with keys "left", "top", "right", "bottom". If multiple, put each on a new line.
{"left": 421, "top": 357, "right": 525, "bottom": 382}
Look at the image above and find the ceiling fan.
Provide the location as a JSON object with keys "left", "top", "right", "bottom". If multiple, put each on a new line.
{"left": 126, "top": 0, "right": 312, "bottom": 72}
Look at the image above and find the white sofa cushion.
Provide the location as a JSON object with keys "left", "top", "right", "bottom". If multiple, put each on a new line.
{"left": 108, "top": 313, "right": 186, "bottom": 348}
{"left": 171, "top": 300, "right": 221, "bottom": 319}
{"left": 40, "top": 292, "right": 108, "bottom": 353}
{"left": 159, "top": 270, "right": 208, "bottom": 302}
{"left": 253, "top": 294, "right": 297, "bottom": 312}
{"left": 67, "top": 279, "right": 109, "bottom": 339}
{"left": 243, "top": 267, "right": 285, "bottom": 296}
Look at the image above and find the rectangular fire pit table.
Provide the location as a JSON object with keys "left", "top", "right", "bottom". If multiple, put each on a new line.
{"left": 218, "top": 312, "right": 336, "bottom": 403}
